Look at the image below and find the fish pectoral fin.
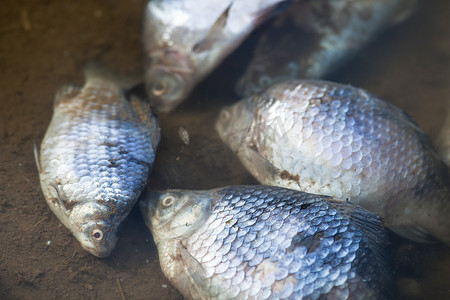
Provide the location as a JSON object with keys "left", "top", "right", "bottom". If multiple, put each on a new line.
{"left": 177, "top": 243, "right": 208, "bottom": 290}
{"left": 33, "top": 141, "right": 42, "bottom": 174}
{"left": 54, "top": 84, "right": 81, "bottom": 107}
{"left": 388, "top": 225, "right": 438, "bottom": 244}
{"left": 129, "top": 96, "right": 161, "bottom": 148}
{"left": 241, "top": 145, "right": 281, "bottom": 181}
{"left": 50, "top": 182, "right": 70, "bottom": 215}
{"left": 192, "top": 2, "right": 233, "bottom": 53}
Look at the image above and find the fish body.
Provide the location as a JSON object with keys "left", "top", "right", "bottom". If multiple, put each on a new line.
{"left": 142, "top": 0, "right": 288, "bottom": 112}
{"left": 140, "top": 185, "right": 394, "bottom": 300}
{"left": 216, "top": 79, "right": 450, "bottom": 245}
{"left": 236, "top": 0, "right": 418, "bottom": 96}
{"left": 36, "top": 67, "right": 160, "bottom": 257}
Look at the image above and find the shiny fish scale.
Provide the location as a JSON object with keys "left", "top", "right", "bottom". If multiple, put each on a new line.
{"left": 144, "top": 185, "right": 393, "bottom": 299}
{"left": 38, "top": 76, "right": 159, "bottom": 257}
{"left": 216, "top": 79, "right": 450, "bottom": 245}
{"left": 49, "top": 102, "right": 147, "bottom": 207}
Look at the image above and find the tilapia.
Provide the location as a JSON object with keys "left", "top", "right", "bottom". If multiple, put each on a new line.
{"left": 142, "top": 0, "right": 289, "bottom": 112}
{"left": 216, "top": 79, "right": 450, "bottom": 245}
{"left": 35, "top": 66, "right": 160, "bottom": 257}
{"left": 140, "top": 185, "right": 394, "bottom": 300}
{"left": 236, "top": 0, "right": 418, "bottom": 96}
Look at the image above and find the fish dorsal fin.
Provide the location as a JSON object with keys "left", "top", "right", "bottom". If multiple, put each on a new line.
{"left": 192, "top": 2, "right": 233, "bottom": 53}
{"left": 240, "top": 145, "right": 281, "bottom": 181}
{"left": 129, "top": 96, "right": 161, "bottom": 150}
{"left": 54, "top": 84, "right": 81, "bottom": 107}
{"left": 177, "top": 243, "right": 208, "bottom": 292}
{"left": 388, "top": 224, "right": 437, "bottom": 244}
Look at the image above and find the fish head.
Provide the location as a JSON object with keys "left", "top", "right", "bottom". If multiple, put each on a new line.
{"left": 68, "top": 202, "right": 119, "bottom": 258}
{"left": 144, "top": 49, "right": 196, "bottom": 113}
{"left": 216, "top": 97, "right": 256, "bottom": 152}
{"left": 139, "top": 190, "right": 215, "bottom": 243}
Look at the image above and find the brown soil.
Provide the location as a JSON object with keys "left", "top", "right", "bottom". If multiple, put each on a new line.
{"left": 0, "top": 0, "right": 449, "bottom": 299}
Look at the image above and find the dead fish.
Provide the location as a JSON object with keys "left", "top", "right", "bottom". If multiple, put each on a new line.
{"left": 236, "top": 0, "right": 418, "bottom": 97}
{"left": 142, "top": 0, "right": 289, "bottom": 112}
{"left": 216, "top": 79, "right": 450, "bottom": 245}
{"left": 140, "top": 185, "right": 394, "bottom": 300}
{"left": 35, "top": 65, "right": 160, "bottom": 257}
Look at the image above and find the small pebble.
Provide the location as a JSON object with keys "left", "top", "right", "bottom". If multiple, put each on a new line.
{"left": 94, "top": 10, "right": 103, "bottom": 17}
{"left": 178, "top": 127, "right": 189, "bottom": 145}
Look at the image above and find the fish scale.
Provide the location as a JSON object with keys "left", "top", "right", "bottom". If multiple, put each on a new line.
{"left": 141, "top": 185, "right": 394, "bottom": 300}
{"left": 37, "top": 69, "right": 160, "bottom": 257}
{"left": 216, "top": 79, "right": 450, "bottom": 246}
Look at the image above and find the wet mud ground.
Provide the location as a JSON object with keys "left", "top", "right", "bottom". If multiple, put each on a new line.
{"left": 1, "top": 0, "right": 449, "bottom": 299}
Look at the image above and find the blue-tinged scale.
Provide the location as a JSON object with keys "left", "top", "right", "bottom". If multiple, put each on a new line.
{"left": 140, "top": 185, "right": 394, "bottom": 300}
{"left": 35, "top": 66, "right": 160, "bottom": 257}
{"left": 216, "top": 79, "right": 450, "bottom": 246}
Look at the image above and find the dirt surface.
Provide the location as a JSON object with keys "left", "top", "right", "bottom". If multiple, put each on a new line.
{"left": 0, "top": 0, "right": 449, "bottom": 299}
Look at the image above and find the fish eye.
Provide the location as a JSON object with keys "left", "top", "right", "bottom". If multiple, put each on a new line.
{"left": 162, "top": 195, "right": 175, "bottom": 207}
{"left": 92, "top": 229, "right": 104, "bottom": 240}
{"left": 151, "top": 81, "right": 168, "bottom": 97}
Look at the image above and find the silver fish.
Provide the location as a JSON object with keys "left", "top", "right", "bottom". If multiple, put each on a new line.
{"left": 142, "top": 0, "right": 288, "bottom": 112}
{"left": 216, "top": 79, "right": 450, "bottom": 245}
{"left": 236, "top": 0, "right": 418, "bottom": 97}
{"left": 140, "top": 185, "right": 394, "bottom": 300}
{"left": 35, "top": 66, "right": 160, "bottom": 257}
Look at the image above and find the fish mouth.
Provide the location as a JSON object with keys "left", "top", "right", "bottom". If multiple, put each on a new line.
{"left": 72, "top": 230, "right": 117, "bottom": 258}
{"left": 139, "top": 191, "right": 172, "bottom": 244}
{"left": 140, "top": 190, "right": 214, "bottom": 242}
{"left": 145, "top": 49, "right": 196, "bottom": 112}
{"left": 82, "top": 244, "right": 113, "bottom": 258}
{"left": 216, "top": 100, "right": 255, "bottom": 153}
{"left": 138, "top": 194, "right": 158, "bottom": 231}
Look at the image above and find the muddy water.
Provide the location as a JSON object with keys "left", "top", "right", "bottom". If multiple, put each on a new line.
{"left": 0, "top": 0, "right": 449, "bottom": 299}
